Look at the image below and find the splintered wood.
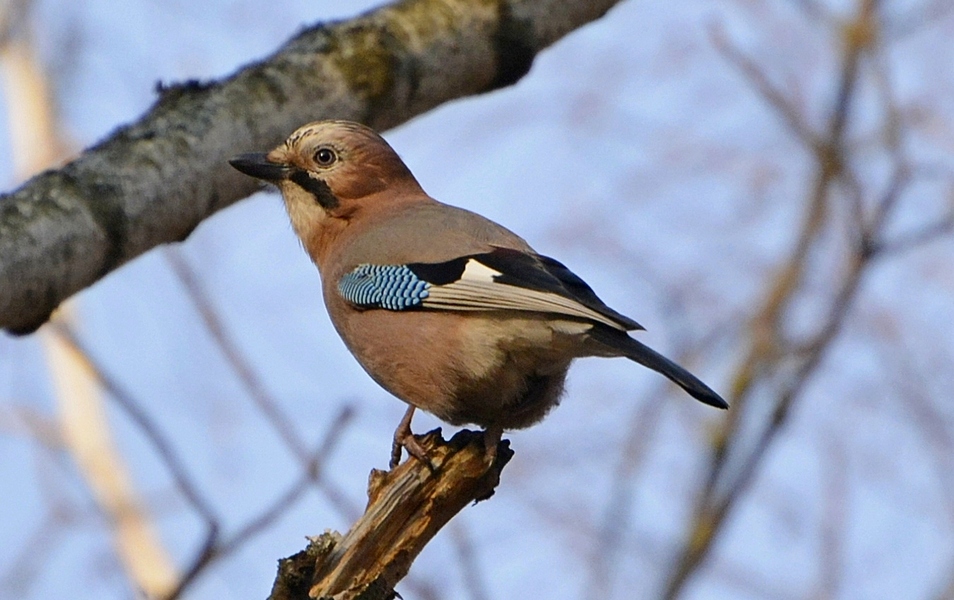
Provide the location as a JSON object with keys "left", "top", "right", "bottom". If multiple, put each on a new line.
{"left": 268, "top": 429, "right": 512, "bottom": 600}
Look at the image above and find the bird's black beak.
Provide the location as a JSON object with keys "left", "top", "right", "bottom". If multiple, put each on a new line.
{"left": 229, "top": 153, "right": 291, "bottom": 182}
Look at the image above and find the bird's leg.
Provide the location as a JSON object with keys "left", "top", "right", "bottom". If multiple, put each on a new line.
{"left": 483, "top": 425, "right": 503, "bottom": 465}
{"left": 390, "top": 405, "right": 430, "bottom": 469}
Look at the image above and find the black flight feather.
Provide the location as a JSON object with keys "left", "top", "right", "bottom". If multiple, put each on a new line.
{"left": 407, "top": 247, "right": 642, "bottom": 331}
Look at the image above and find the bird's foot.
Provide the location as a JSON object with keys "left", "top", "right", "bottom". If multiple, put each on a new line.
{"left": 390, "top": 405, "right": 435, "bottom": 471}
{"left": 390, "top": 431, "right": 433, "bottom": 470}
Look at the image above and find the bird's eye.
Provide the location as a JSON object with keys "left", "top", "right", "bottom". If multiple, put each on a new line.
{"left": 314, "top": 147, "right": 338, "bottom": 166}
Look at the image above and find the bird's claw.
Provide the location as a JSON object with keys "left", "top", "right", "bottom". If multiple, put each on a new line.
{"left": 390, "top": 405, "right": 435, "bottom": 471}
{"left": 390, "top": 432, "right": 432, "bottom": 470}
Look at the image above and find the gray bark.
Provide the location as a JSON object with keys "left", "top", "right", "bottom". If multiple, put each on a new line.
{"left": 0, "top": 0, "right": 622, "bottom": 334}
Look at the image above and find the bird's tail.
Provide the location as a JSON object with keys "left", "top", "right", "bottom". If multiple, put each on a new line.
{"left": 585, "top": 327, "right": 728, "bottom": 409}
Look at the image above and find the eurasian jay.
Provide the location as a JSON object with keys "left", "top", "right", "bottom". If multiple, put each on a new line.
{"left": 230, "top": 120, "right": 727, "bottom": 467}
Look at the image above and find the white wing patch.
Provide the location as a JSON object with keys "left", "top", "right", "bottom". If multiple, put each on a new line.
{"left": 459, "top": 259, "right": 502, "bottom": 282}
{"left": 422, "top": 259, "right": 628, "bottom": 331}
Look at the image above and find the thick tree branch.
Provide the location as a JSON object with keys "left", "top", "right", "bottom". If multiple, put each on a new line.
{"left": 0, "top": 0, "right": 622, "bottom": 334}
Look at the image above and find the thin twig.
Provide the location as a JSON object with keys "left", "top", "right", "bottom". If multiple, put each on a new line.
{"left": 164, "top": 247, "right": 311, "bottom": 463}
{"left": 870, "top": 215, "right": 954, "bottom": 256}
{"left": 164, "top": 404, "right": 356, "bottom": 600}
{"left": 815, "top": 431, "right": 849, "bottom": 600}
{"left": 451, "top": 521, "right": 492, "bottom": 600}
{"left": 0, "top": 404, "right": 62, "bottom": 447}
{"left": 887, "top": 344, "right": 954, "bottom": 524}
{"left": 164, "top": 247, "right": 378, "bottom": 565}
{"left": 663, "top": 2, "right": 881, "bottom": 597}
{"left": 886, "top": 0, "right": 954, "bottom": 39}
{"left": 0, "top": 512, "right": 65, "bottom": 597}
{"left": 709, "top": 21, "right": 819, "bottom": 149}
{"left": 584, "top": 260, "right": 729, "bottom": 599}
{"left": 224, "top": 405, "right": 355, "bottom": 556}
{"left": 48, "top": 321, "right": 220, "bottom": 527}
{"left": 584, "top": 392, "right": 665, "bottom": 600}
{"left": 787, "top": 0, "right": 837, "bottom": 26}
{"left": 0, "top": 0, "right": 33, "bottom": 45}
{"left": 0, "top": 440, "right": 81, "bottom": 597}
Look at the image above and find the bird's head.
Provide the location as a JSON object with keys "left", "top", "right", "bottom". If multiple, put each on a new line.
{"left": 230, "top": 120, "right": 425, "bottom": 232}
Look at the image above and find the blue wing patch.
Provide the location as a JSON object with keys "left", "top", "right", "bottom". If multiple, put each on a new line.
{"left": 338, "top": 264, "right": 430, "bottom": 310}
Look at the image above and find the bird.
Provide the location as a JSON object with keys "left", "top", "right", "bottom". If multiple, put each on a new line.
{"left": 229, "top": 120, "right": 727, "bottom": 468}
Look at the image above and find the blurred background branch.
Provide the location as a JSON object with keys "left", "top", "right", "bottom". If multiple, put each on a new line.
{"left": 3, "top": 2, "right": 178, "bottom": 595}
{"left": 663, "top": 1, "right": 954, "bottom": 597}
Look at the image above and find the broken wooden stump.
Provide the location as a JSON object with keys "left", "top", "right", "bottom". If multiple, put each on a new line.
{"left": 268, "top": 428, "right": 513, "bottom": 600}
